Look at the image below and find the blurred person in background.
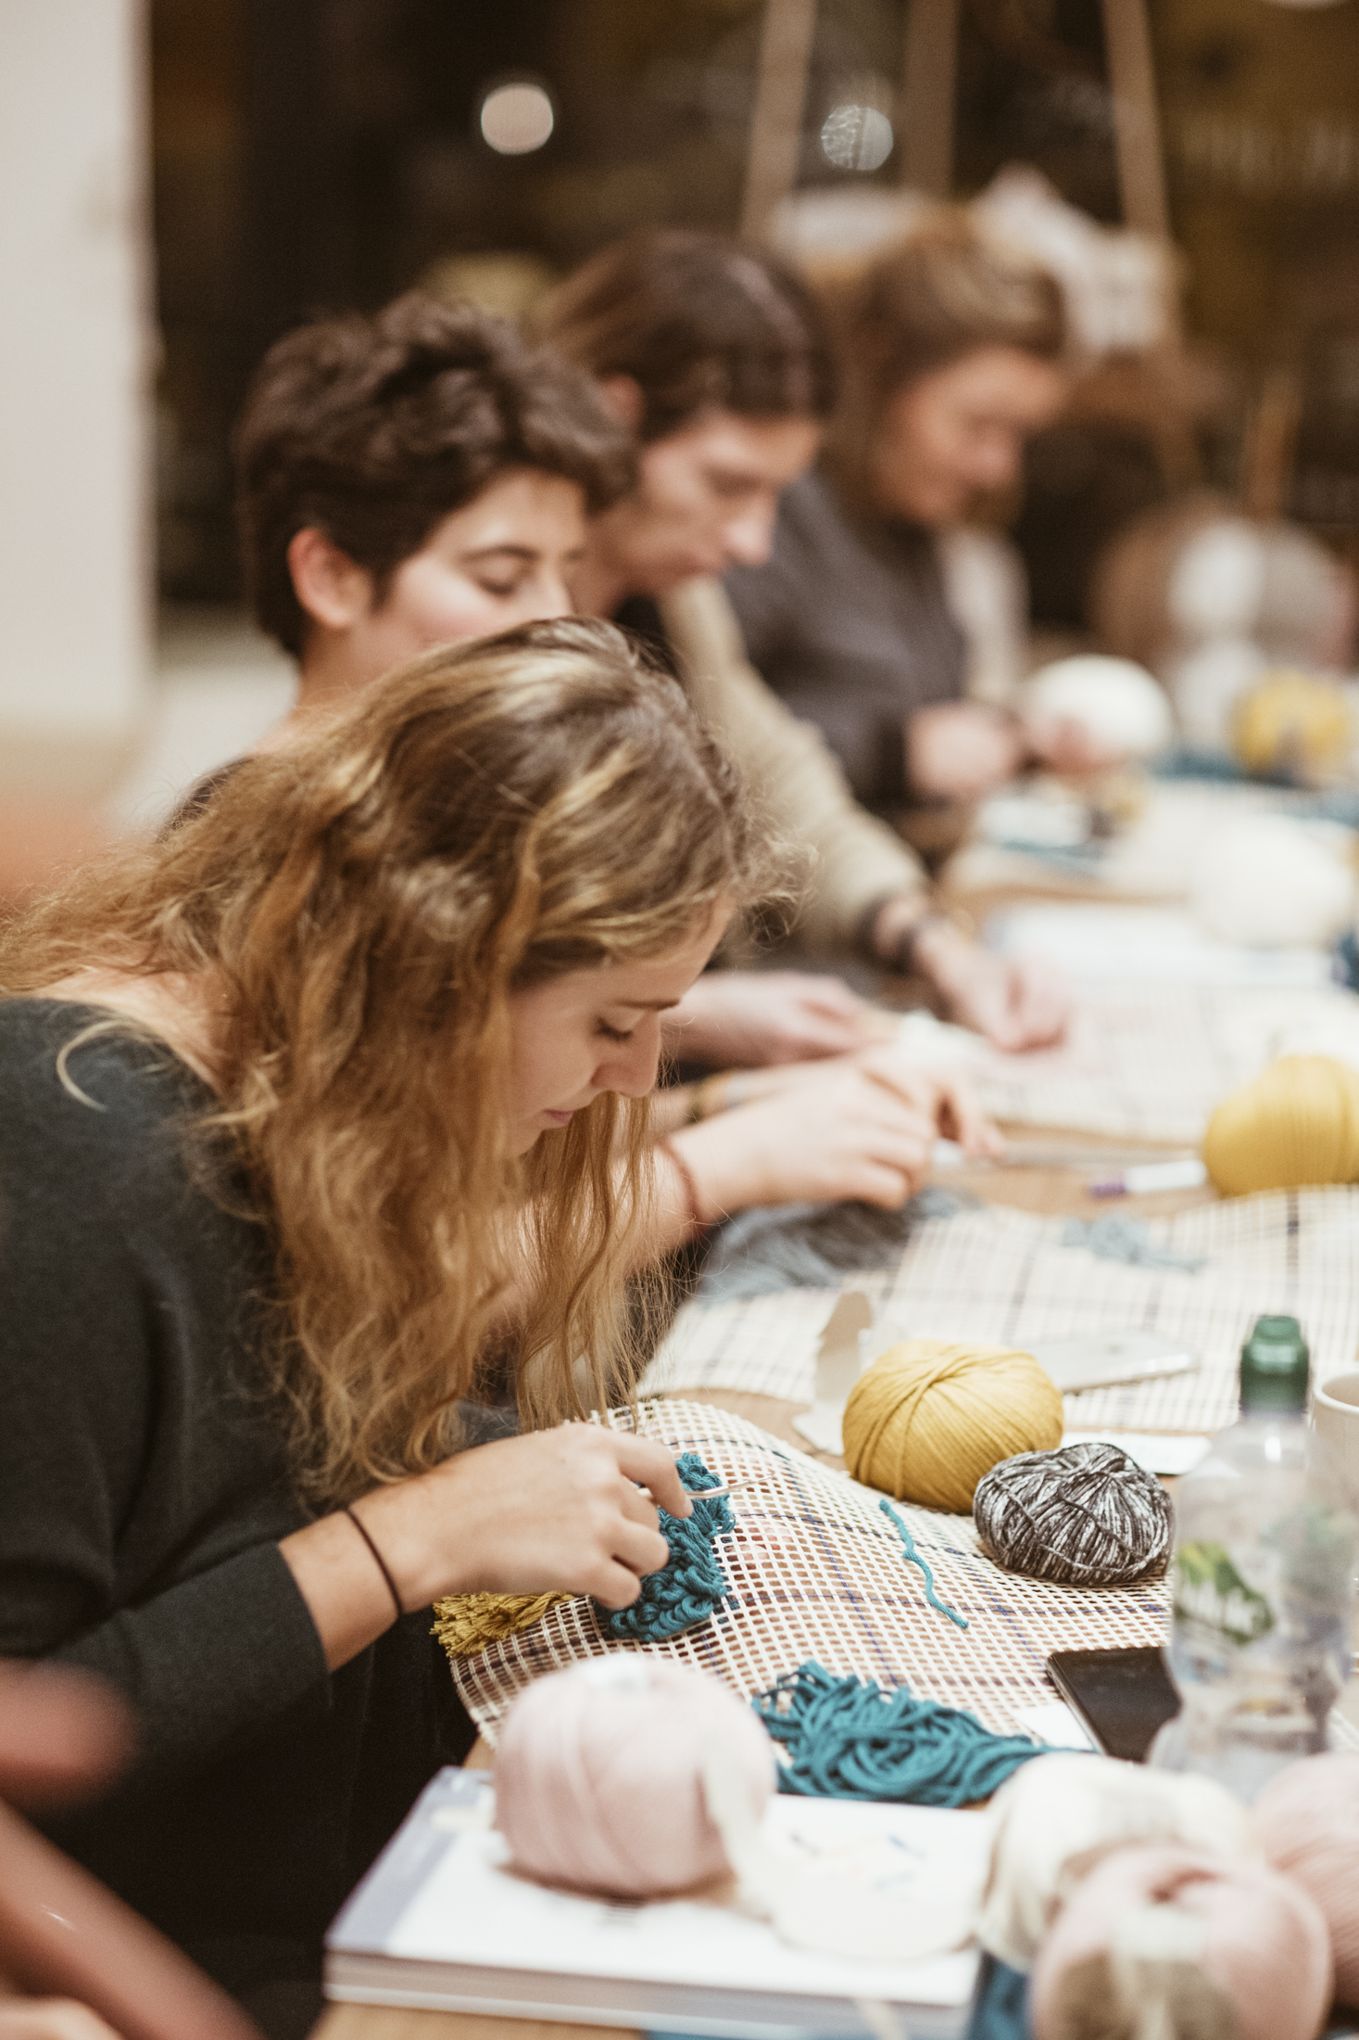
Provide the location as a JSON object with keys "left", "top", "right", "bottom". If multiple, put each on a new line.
{"left": 725, "top": 212, "right": 1090, "bottom": 821}
{"left": 0, "top": 1663, "right": 259, "bottom": 2040}
{"left": 544, "top": 228, "right": 1069, "bottom": 1054}
{"left": 231, "top": 289, "right": 1000, "bottom": 1218}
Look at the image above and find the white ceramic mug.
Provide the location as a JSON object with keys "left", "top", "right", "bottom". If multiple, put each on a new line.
{"left": 1313, "top": 1369, "right": 1359, "bottom": 1504}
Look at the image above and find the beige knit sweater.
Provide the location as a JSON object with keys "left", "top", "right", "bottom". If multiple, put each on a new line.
{"left": 658, "top": 577, "right": 928, "bottom": 955}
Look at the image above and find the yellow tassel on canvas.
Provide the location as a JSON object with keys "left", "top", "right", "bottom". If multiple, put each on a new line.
{"left": 842, "top": 1339, "right": 1064, "bottom": 1515}
{"left": 1202, "top": 1054, "right": 1359, "bottom": 1196}
{"left": 1233, "top": 670, "right": 1352, "bottom": 780}
{"left": 432, "top": 1589, "right": 567, "bottom": 1660}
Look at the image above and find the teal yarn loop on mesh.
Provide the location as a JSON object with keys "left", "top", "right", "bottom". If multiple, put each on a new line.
{"left": 879, "top": 1498, "right": 969, "bottom": 1629}
{"left": 751, "top": 1660, "right": 1041, "bottom": 1808}
{"left": 602, "top": 1452, "right": 735, "bottom": 1642}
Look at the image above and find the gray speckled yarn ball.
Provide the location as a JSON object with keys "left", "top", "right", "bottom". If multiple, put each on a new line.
{"left": 973, "top": 1440, "right": 1171, "bottom": 1586}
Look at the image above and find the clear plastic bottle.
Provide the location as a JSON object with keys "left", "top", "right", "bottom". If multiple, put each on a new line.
{"left": 1151, "top": 1313, "right": 1356, "bottom": 1801}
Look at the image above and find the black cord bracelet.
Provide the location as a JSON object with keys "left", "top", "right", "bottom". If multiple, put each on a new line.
{"left": 344, "top": 1504, "right": 405, "bottom": 1621}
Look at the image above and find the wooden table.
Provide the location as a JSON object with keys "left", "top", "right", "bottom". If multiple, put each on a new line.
{"left": 312, "top": 1136, "right": 1225, "bottom": 2039}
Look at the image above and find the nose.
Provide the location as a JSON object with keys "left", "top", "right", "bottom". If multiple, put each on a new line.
{"left": 973, "top": 434, "right": 1022, "bottom": 493}
{"left": 598, "top": 1015, "right": 662, "bottom": 1100}
{"left": 721, "top": 500, "right": 778, "bottom": 570}
{"left": 512, "top": 572, "right": 573, "bottom": 626}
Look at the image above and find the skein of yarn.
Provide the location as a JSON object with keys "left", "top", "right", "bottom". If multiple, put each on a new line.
{"left": 973, "top": 1441, "right": 1171, "bottom": 1587}
{"left": 1202, "top": 1054, "right": 1359, "bottom": 1195}
{"left": 1233, "top": 668, "right": 1354, "bottom": 781}
{"left": 843, "top": 1340, "right": 1064, "bottom": 1513}
{"left": 494, "top": 1659, "right": 775, "bottom": 1898}
{"left": 1020, "top": 655, "right": 1176, "bottom": 764}
{"left": 1255, "top": 1752, "right": 1359, "bottom": 2007}
{"left": 1189, "top": 814, "right": 1355, "bottom": 948}
{"left": 1028, "top": 1844, "right": 1333, "bottom": 2040}
{"left": 979, "top": 1752, "right": 1255, "bottom": 1973}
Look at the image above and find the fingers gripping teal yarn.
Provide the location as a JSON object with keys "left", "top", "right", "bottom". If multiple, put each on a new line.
{"left": 602, "top": 1453, "right": 735, "bottom": 1642}
{"left": 879, "top": 1499, "right": 969, "bottom": 1629}
{"left": 751, "top": 1661, "right": 1040, "bottom": 1808}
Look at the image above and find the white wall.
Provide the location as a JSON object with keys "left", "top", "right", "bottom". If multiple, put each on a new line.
{"left": 0, "top": 0, "right": 152, "bottom": 795}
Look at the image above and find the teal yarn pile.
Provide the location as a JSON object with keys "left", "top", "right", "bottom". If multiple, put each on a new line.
{"left": 602, "top": 1452, "right": 736, "bottom": 1642}
{"left": 751, "top": 1660, "right": 1041, "bottom": 1807}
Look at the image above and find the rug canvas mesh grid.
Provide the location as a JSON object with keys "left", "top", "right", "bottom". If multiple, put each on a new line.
{"left": 642, "top": 1188, "right": 1359, "bottom": 1437}
{"left": 448, "top": 1401, "right": 1167, "bottom": 1746}
{"left": 959, "top": 982, "right": 1357, "bottom": 1144}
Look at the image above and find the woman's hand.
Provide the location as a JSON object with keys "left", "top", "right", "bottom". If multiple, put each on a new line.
{"left": 282, "top": 1428, "right": 695, "bottom": 1673}
{"left": 673, "top": 1050, "right": 1000, "bottom": 1214}
{"left": 905, "top": 702, "right": 1026, "bottom": 804}
{"left": 662, "top": 971, "right": 888, "bottom": 1068}
{"left": 383, "top": 1427, "right": 691, "bottom": 1613}
{"left": 913, "top": 923, "right": 1070, "bottom": 1052}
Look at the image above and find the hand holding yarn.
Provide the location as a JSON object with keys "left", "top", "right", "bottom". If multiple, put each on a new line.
{"left": 842, "top": 1339, "right": 1063, "bottom": 1513}
{"left": 384, "top": 1424, "right": 690, "bottom": 1613}
{"left": 494, "top": 1660, "right": 775, "bottom": 1898}
{"left": 1255, "top": 1752, "right": 1359, "bottom": 2007}
{"left": 979, "top": 1752, "right": 1255, "bottom": 1973}
{"left": 1028, "top": 1843, "right": 1333, "bottom": 2040}
{"left": 973, "top": 1441, "right": 1171, "bottom": 1586}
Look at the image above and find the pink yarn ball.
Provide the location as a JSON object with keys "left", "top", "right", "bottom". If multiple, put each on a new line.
{"left": 1256, "top": 1753, "right": 1359, "bottom": 2008}
{"left": 1030, "top": 1844, "right": 1332, "bottom": 2040}
{"left": 493, "top": 1659, "right": 776, "bottom": 1898}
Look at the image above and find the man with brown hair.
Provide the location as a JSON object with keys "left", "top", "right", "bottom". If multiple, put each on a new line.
{"left": 233, "top": 291, "right": 631, "bottom": 744}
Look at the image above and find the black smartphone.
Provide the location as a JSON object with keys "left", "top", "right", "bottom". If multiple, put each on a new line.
{"left": 1046, "top": 1645, "right": 1181, "bottom": 1763}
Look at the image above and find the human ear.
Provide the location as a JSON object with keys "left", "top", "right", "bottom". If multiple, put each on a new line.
{"left": 597, "top": 374, "right": 644, "bottom": 432}
{"left": 286, "top": 527, "right": 376, "bottom": 631}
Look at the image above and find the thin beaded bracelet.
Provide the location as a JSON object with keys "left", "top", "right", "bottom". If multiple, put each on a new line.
{"left": 343, "top": 1504, "right": 404, "bottom": 1622}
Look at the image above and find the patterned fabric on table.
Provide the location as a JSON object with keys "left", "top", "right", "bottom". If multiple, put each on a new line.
{"left": 643, "top": 1187, "right": 1359, "bottom": 1438}
{"left": 448, "top": 1400, "right": 1166, "bottom": 1746}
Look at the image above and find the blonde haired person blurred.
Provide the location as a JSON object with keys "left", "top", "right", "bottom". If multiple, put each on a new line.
{"left": 0, "top": 619, "right": 782, "bottom": 2037}
{"left": 726, "top": 211, "right": 1085, "bottom": 820}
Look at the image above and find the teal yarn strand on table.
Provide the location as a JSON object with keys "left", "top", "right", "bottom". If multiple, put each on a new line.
{"left": 602, "top": 1452, "right": 735, "bottom": 1642}
{"left": 751, "top": 1661, "right": 1041, "bottom": 1807}
{"left": 880, "top": 1498, "right": 969, "bottom": 1629}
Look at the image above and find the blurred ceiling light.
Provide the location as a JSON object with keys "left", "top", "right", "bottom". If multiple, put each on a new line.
{"left": 478, "top": 80, "right": 556, "bottom": 156}
{"left": 819, "top": 103, "right": 894, "bottom": 174}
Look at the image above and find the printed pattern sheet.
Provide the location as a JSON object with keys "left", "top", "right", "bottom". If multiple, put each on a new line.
{"left": 642, "top": 1188, "right": 1359, "bottom": 1438}
{"left": 449, "top": 1401, "right": 1168, "bottom": 1746}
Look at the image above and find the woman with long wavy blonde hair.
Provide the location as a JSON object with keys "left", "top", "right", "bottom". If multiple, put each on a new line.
{"left": 0, "top": 617, "right": 772, "bottom": 2039}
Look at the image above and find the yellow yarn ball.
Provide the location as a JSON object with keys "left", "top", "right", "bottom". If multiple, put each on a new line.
{"left": 1233, "top": 670, "right": 1352, "bottom": 780}
{"left": 1203, "top": 1054, "right": 1359, "bottom": 1196}
{"left": 842, "top": 1339, "right": 1065, "bottom": 1514}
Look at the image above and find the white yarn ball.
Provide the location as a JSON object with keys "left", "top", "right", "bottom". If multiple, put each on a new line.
{"left": 1021, "top": 656, "right": 1175, "bottom": 762}
{"left": 1167, "top": 519, "right": 1266, "bottom": 641}
{"left": 1190, "top": 814, "right": 1356, "bottom": 948}
{"left": 1165, "top": 637, "right": 1270, "bottom": 750}
{"left": 978, "top": 1751, "right": 1256, "bottom": 1973}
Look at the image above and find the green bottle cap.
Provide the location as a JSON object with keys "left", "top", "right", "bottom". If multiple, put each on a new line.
{"left": 1239, "top": 1313, "right": 1310, "bottom": 1413}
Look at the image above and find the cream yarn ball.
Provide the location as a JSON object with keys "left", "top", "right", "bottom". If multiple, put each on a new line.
{"left": 1189, "top": 814, "right": 1355, "bottom": 948}
{"left": 1029, "top": 1843, "right": 1333, "bottom": 2040}
{"left": 1255, "top": 1752, "right": 1359, "bottom": 2007}
{"left": 494, "top": 1659, "right": 775, "bottom": 1898}
{"left": 978, "top": 1751, "right": 1255, "bottom": 1972}
{"left": 842, "top": 1339, "right": 1064, "bottom": 1514}
{"left": 1021, "top": 656, "right": 1176, "bottom": 763}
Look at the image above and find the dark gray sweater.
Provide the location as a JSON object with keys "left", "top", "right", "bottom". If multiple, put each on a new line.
{"left": 726, "top": 469, "right": 968, "bottom": 814}
{"left": 0, "top": 1001, "right": 468, "bottom": 2035}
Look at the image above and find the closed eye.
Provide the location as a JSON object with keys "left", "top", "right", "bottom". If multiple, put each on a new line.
{"left": 596, "top": 1020, "right": 636, "bottom": 1045}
